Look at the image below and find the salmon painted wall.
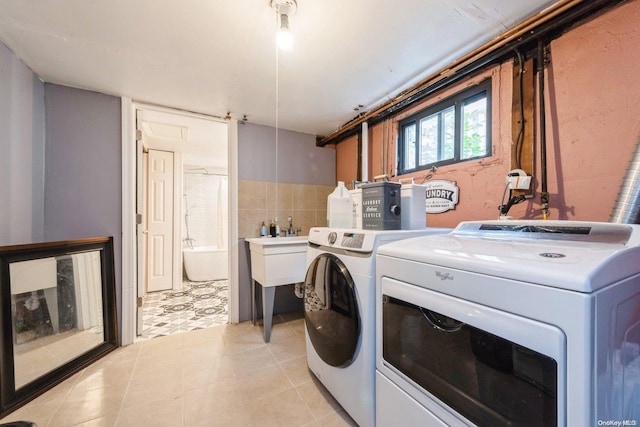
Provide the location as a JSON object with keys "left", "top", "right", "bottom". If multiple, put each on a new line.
{"left": 369, "top": 65, "right": 512, "bottom": 229}
{"left": 336, "top": 135, "right": 358, "bottom": 185}
{"left": 541, "top": 0, "right": 640, "bottom": 222}
{"left": 338, "top": 1, "right": 640, "bottom": 228}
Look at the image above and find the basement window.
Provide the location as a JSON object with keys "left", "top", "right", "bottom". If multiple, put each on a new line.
{"left": 398, "top": 79, "right": 491, "bottom": 174}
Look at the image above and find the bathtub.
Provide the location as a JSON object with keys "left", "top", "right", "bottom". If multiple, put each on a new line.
{"left": 182, "top": 246, "right": 228, "bottom": 281}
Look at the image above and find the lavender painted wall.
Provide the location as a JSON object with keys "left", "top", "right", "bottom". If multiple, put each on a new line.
{"left": 44, "top": 84, "right": 122, "bottom": 332}
{"left": 0, "top": 41, "right": 45, "bottom": 245}
{"left": 237, "top": 122, "right": 335, "bottom": 321}
{"left": 238, "top": 122, "right": 335, "bottom": 185}
{"left": 1, "top": 44, "right": 123, "bottom": 339}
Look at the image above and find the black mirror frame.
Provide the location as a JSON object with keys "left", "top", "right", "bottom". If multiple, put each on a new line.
{"left": 0, "top": 236, "right": 118, "bottom": 417}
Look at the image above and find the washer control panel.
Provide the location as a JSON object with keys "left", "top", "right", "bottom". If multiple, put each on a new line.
{"left": 308, "top": 227, "right": 450, "bottom": 254}
{"left": 340, "top": 232, "right": 365, "bottom": 249}
{"left": 324, "top": 231, "right": 365, "bottom": 248}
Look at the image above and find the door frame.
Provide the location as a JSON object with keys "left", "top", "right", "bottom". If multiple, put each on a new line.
{"left": 121, "top": 98, "right": 239, "bottom": 345}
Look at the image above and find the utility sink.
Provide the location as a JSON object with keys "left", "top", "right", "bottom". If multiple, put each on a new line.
{"left": 246, "top": 236, "right": 308, "bottom": 285}
{"left": 245, "top": 236, "right": 308, "bottom": 342}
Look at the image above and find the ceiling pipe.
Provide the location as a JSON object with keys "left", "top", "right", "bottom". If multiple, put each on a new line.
{"left": 317, "top": 0, "right": 626, "bottom": 147}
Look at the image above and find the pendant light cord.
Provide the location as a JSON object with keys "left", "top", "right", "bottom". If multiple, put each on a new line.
{"left": 274, "top": 9, "right": 280, "bottom": 225}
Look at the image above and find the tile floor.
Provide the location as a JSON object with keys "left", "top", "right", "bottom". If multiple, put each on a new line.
{"left": 140, "top": 280, "right": 229, "bottom": 340}
{"left": 1, "top": 312, "right": 359, "bottom": 427}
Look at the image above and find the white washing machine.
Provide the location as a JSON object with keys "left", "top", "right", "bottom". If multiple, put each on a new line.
{"left": 375, "top": 220, "right": 640, "bottom": 427}
{"left": 304, "top": 227, "right": 450, "bottom": 427}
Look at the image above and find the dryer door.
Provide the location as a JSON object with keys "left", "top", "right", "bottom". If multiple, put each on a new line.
{"left": 304, "top": 253, "right": 360, "bottom": 367}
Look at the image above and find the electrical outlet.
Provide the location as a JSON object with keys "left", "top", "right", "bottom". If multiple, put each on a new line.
{"left": 507, "top": 175, "right": 531, "bottom": 190}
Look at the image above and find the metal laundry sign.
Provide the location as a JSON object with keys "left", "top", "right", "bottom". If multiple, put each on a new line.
{"left": 425, "top": 180, "right": 459, "bottom": 213}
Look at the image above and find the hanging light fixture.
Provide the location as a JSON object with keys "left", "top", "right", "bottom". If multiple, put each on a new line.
{"left": 271, "top": 0, "right": 297, "bottom": 51}
{"left": 269, "top": 0, "right": 297, "bottom": 235}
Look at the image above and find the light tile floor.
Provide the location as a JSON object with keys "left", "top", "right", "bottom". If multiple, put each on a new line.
{"left": 1, "top": 312, "right": 359, "bottom": 427}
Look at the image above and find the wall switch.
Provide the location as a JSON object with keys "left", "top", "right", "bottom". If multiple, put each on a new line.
{"left": 507, "top": 175, "right": 531, "bottom": 190}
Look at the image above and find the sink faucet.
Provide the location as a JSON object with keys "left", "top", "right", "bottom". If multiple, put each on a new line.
{"left": 287, "top": 216, "right": 298, "bottom": 236}
{"left": 183, "top": 237, "right": 196, "bottom": 249}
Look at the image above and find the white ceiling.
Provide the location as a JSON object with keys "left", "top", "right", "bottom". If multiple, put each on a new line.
{"left": 0, "top": 0, "right": 560, "bottom": 137}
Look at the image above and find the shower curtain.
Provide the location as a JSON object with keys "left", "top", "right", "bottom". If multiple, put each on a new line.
{"left": 184, "top": 170, "right": 228, "bottom": 250}
{"left": 216, "top": 176, "right": 228, "bottom": 249}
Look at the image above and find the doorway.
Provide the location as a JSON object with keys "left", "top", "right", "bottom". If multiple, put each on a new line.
{"left": 121, "top": 100, "right": 239, "bottom": 345}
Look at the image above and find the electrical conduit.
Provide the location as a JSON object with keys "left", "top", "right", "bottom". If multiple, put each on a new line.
{"left": 538, "top": 41, "right": 549, "bottom": 219}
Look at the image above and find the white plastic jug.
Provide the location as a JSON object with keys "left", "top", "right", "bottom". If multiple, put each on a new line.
{"left": 327, "top": 181, "right": 354, "bottom": 228}
{"left": 401, "top": 183, "right": 427, "bottom": 229}
{"left": 349, "top": 187, "right": 362, "bottom": 229}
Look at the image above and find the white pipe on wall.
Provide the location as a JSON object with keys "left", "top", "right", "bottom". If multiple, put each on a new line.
{"left": 362, "top": 121, "right": 368, "bottom": 182}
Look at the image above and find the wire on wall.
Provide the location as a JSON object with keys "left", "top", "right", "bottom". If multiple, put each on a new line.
{"left": 513, "top": 50, "right": 526, "bottom": 170}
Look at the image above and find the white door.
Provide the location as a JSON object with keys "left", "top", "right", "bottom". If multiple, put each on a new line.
{"left": 147, "top": 149, "right": 174, "bottom": 292}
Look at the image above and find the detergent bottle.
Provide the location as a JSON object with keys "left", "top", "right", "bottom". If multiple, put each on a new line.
{"left": 327, "top": 181, "right": 354, "bottom": 228}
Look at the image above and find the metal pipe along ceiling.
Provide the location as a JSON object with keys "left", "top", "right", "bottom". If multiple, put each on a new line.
{"left": 317, "top": 0, "right": 626, "bottom": 147}
{"left": 610, "top": 137, "right": 640, "bottom": 224}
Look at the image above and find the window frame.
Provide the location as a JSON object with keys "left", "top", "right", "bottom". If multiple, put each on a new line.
{"left": 398, "top": 78, "right": 492, "bottom": 175}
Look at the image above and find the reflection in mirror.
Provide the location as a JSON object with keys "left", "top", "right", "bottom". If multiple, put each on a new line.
{"left": 0, "top": 236, "right": 117, "bottom": 418}
{"left": 10, "top": 251, "right": 105, "bottom": 389}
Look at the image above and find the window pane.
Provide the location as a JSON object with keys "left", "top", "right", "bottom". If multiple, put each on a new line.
{"left": 462, "top": 96, "right": 487, "bottom": 159}
{"left": 419, "top": 114, "right": 439, "bottom": 165}
{"left": 404, "top": 124, "right": 417, "bottom": 170}
{"left": 442, "top": 106, "right": 455, "bottom": 161}
{"left": 398, "top": 79, "right": 491, "bottom": 173}
{"left": 419, "top": 108, "right": 455, "bottom": 166}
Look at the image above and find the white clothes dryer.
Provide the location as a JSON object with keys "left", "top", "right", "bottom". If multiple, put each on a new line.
{"left": 304, "top": 227, "right": 450, "bottom": 427}
{"left": 375, "top": 220, "right": 640, "bottom": 427}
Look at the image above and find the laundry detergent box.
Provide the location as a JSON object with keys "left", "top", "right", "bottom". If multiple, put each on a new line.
{"left": 361, "top": 182, "right": 401, "bottom": 230}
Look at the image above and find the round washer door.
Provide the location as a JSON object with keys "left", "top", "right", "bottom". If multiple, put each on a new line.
{"left": 304, "top": 253, "right": 360, "bottom": 367}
